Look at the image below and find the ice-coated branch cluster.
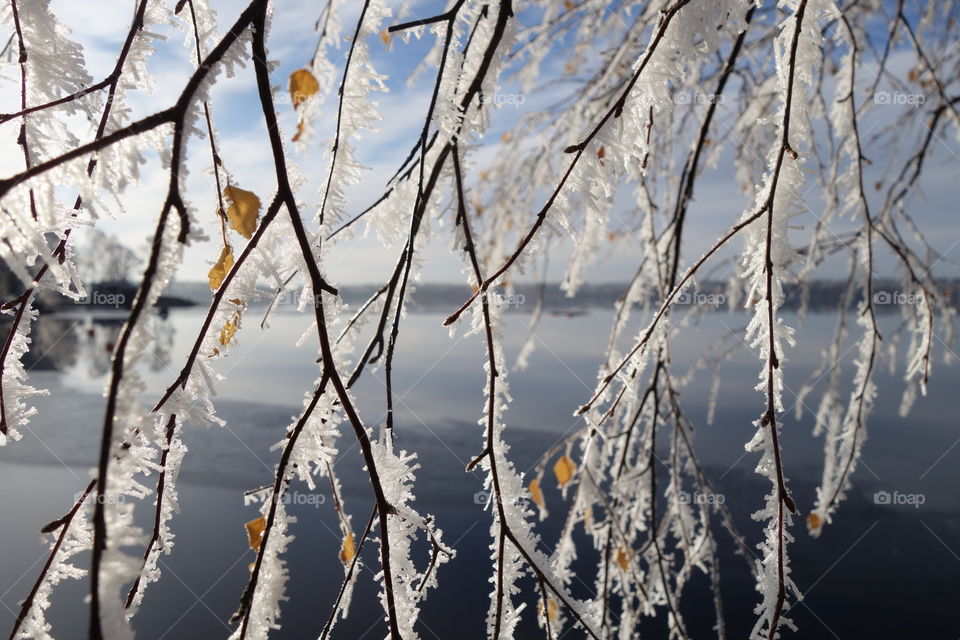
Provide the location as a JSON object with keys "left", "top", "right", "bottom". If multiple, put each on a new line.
{"left": 1, "top": 1, "right": 957, "bottom": 639}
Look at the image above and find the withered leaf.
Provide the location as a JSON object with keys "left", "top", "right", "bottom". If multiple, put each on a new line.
{"left": 289, "top": 68, "right": 319, "bottom": 108}
{"left": 292, "top": 118, "right": 306, "bottom": 143}
{"left": 529, "top": 478, "right": 544, "bottom": 509}
{"left": 208, "top": 245, "right": 234, "bottom": 291}
{"left": 553, "top": 454, "right": 576, "bottom": 487}
{"left": 339, "top": 531, "right": 356, "bottom": 564}
{"left": 224, "top": 185, "right": 261, "bottom": 239}
{"left": 245, "top": 516, "right": 266, "bottom": 551}
{"left": 218, "top": 310, "right": 241, "bottom": 346}
{"left": 538, "top": 597, "right": 558, "bottom": 621}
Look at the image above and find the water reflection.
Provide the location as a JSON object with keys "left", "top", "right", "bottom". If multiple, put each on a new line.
{"left": 21, "top": 312, "right": 174, "bottom": 378}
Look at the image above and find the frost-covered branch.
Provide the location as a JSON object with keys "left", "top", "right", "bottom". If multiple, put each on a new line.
{"left": 2, "top": 1, "right": 957, "bottom": 638}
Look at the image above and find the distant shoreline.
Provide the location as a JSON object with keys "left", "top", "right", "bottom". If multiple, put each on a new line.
{"left": 6, "top": 279, "right": 956, "bottom": 316}
{"left": 161, "top": 278, "right": 960, "bottom": 314}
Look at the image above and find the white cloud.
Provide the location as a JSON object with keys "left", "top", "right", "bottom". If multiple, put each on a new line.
{"left": 4, "top": 2, "right": 958, "bottom": 290}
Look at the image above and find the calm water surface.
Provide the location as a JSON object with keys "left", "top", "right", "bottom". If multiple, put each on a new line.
{"left": 0, "top": 306, "right": 958, "bottom": 638}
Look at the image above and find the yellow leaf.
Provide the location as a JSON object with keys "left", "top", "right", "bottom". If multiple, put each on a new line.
{"left": 218, "top": 310, "right": 240, "bottom": 346}
{"left": 529, "top": 478, "right": 544, "bottom": 508}
{"left": 208, "top": 245, "right": 234, "bottom": 291}
{"left": 292, "top": 118, "right": 306, "bottom": 143}
{"left": 380, "top": 29, "right": 391, "bottom": 45}
{"left": 553, "top": 454, "right": 575, "bottom": 487}
{"left": 224, "top": 185, "right": 261, "bottom": 239}
{"left": 339, "top": 531, "right": 356, "bottom": 564}
{"left": 289, "top": 68, "right": 319, "bottom": 108}
{"left": 218, "top": 320, "right": 237, "bottom": 346}
{"left": 807, "top": 512, "right": 822, "bottom": 533}
{"left": 538, "top": 597, "right": 558, "bottom": 621}
{"left": 245, "top": 516, "right": 266, "bottom": 551}
{"left": 616, "top": 547, "right": 630, "bottom": 571}
{"left": 500, "top": 131, "right": 512, "bottom": 143}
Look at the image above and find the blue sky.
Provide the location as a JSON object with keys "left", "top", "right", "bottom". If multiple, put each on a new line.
{"left": 2, "top": 0, "right": 957, "bottom": 287}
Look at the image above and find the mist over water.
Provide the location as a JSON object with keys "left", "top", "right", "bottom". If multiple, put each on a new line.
{"left": 1, "top": 306, "right": 957, "bottom": 638}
